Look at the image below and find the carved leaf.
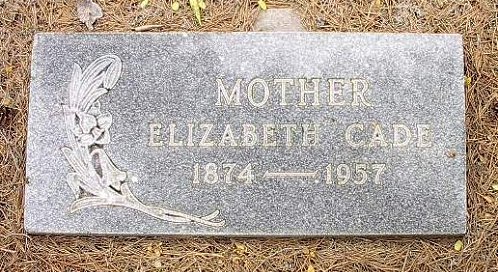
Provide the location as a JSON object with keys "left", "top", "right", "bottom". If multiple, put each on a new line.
{"left": 81, "top": 88, "right": 108, "bottom": 113}
{"left": 91, "top": 127, "right": 104, "bottom": 138}
{"left": 78, "top": 56, "right": 115, "bottom": 110}
{"left": 79, "top": 134, "right": 94, "bottom": 146}
{"left": 62, "top": 147, "right": 87, "bottom": 177}
{"left": 70, "top": 196, "right": 109, "bottom": 212}
{"left": 80, "top": 56, "right": 114, "bottom": 84}
{"left": 62, "top": 147, "right": 106, "bottom": 197}
{"left": 201, "top": 209, "right": 220, "bottom": 221}
{"left": 62, "top": 105, "right": 77, "bottom": 140}
{"left": 97, "top": 113, "right": 112, "bottom": 129}
{"left": 95, "top": 131, "right": 110, "bottom": 145}
{"left": 120, "top": 183, "right": 135, "bottom": 199}
{"left": 103, "top": 58, "right": 122, "bottom": 89}
{"left": 91, "top": 149, "right": 126, "bottom": 189}
{"left": 80, "top": 176, "right": 112, "bottom": 199}
{"left": 68, "top": 55, "right": 122, "bottom": 113}
{"left": 88, "top": 101, "right": 101, "bottom": 116}
{"left": 68, "top": 64, "right": 82, "bottom": 109}
{"left": 77, "top": 112, "right": 97, "bottom": 133}
{"left": 62, "top": 107, "right": 91, "bottom": 168}
{"left": 80, "top": 78, "right": 107, "bottom": 112}
{"left": 71, "top": 134, "right": 91, "bottom": 168}
{"left": 66, "top": 173, "right": 82, "bottom": 199}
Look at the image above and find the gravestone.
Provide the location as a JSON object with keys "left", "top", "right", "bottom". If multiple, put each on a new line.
{"left": 25, "top": 33, "right": 466, "bottom": 236}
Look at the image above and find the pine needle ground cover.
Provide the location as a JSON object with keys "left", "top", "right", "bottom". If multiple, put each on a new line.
{"left": 1, "top": 1, "right": 497, "bottom": 271}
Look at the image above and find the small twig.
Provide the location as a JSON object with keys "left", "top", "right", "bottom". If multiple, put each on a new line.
{"left": 0, "top": 248, "right": 16, "bottom": 254}
{"left": 133, "top": 25, "right": 163, "bottom": 32}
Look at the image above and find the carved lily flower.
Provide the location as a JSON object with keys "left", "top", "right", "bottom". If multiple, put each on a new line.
{"left": 74, "top": 102, "right": 112, "bottom": 146}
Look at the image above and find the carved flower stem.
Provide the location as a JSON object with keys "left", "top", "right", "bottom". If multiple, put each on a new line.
{"left": 120, "top": 196, "right": 225, "bottom": 227}
{"left": 116, "top": 184, "right": 225, "bottom": 227}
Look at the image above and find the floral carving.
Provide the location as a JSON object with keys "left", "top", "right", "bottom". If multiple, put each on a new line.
{"left": 74, "top": 102, "right": 111, "bottom": 146}
{"left": 61, "top": 55, "right": 225, "bottom": 227}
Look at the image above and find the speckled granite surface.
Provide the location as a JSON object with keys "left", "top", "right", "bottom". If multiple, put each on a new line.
{"left": 24, "top": 33, "right": 466, "bottom": 236}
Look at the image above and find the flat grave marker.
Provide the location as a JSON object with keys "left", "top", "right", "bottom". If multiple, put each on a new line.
{"left": 25, "top": 33, "right": 466, "bottom": 236}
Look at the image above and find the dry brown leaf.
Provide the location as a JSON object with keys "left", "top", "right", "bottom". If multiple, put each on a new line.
{"left": 145, "top": 242, "right": 162, "bottom": 258}
{"left": 171, "top": 1, "right": 180, "bottom": 11}
{"left": 258, "top": 0, "right": 267, "bottom": 10}
{"left": 1, "top": 97, "right": 15, "bottom": 109}
{"left": 303, "top": 248, "right": 316, "bottom": 258}
{"left": 234, "top": 242, "right": 247, "bottom": 255}
{"left": 482, "top": 195, "right": 495, "bottom": 204}
{"left": 465, "top": 76, "right": 472, "bottom": 88}
{"left": 139, "top": 0, "right": 149, "bottom": 9}
{"left": 152, "top": 259, "right": 162, "bottom": 268}
{"left": 454, "top": 240, "right": 464, "bottom": 251}
{"left": 198, "top": 0, "right": 206, "bottom": 10}
{"left": 76, "top": 0, "right": 103, "bottom": 30}
{"left": 3, "top": 66, "right": 13, "bottom": 75}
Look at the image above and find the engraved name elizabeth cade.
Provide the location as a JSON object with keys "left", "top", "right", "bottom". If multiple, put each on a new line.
{"left": 25, "top": 33, "right": 466, "bottom": 236}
